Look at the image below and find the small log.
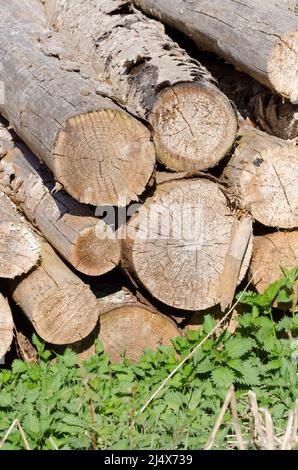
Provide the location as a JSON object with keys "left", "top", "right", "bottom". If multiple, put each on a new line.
{"left": 133, "top": 0, "right": 298, "bottom": 102}
{"left": 12, "top": 238, "right": 99, "bottom": 345}
{"left": 207, "top": 60, "right": 298, "bottom": 141}
{"left": 43, "top": 0, "right": 237, "bottom": 173}
{"left": 0, "top": 140, "right": 121, "bottom": 276}
{"left": 249, "top": 231, "right": 298, "bottom": 302}
{"left": 122, "top": 179, "right": 252, "bottom": 311}
{"left": 78, "top": 298, "right": 181, "bottom": 363}
{"left": 222, "top": 127, "right": 298, "bottom": 228}
{"left": 0, "top": 293, "right": 14, "bottom": 360}
{"left": 0, "top": 0, "right": 155, "bottom": 206}
{"left": 0, "top": 192, "right": 40, "bottom": 278}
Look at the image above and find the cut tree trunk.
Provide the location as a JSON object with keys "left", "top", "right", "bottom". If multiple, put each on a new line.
{"left": 207, "top": 60, "right": 298, "bottom": 141}
{"left": 76, "top": 298, "right": 181, "bottom": 363}
{"left": 222, "top": 127, "right": 298, "bottom": 229}
{"left": 0, "top": 140, "right": 121, "bottom": 276}
{"left": 0, "top": 192, "right": 40, "bottom": 278}
{"left": 133, "top": 0, "right": 298, "bottom": 103}
{"left": 43, "top": 0, "right": 237, "bottom": 173}
{"left": 12, "top": 238, "right": 99, "bottom": 345}
{"left": 122, "top": 178, "right": 253, "bottom": 311}
{"left": 0, "top": 0, "right": 155, "bottom": 206}
{"left": 249, "top": 231, "right": 298, "bottom": 304}
{"left": 0, "top": 293, "right": 14, "bottom": 359}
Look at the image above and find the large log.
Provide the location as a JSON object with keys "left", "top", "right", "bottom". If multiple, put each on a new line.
{"left": 42, "top": 0, "right": 237, "bottom": 173}
{"left": 207, "top": 60, "right": 298, "bottom": 141}
{"left": 222, "top": 127, "right": 298, "bottom": 229}
{"left": 249, "top": 231, "right": 298, "bottom": 303}
{"left": 122, "top": 178, "right": 253, "bottom": 311}
{"left": 12, "top": 238, "right": 99, "bottom": 345}
{"left": 0, "top": 293, "right": 14, "bottom": 360}
{"left": 0, "top": 0, "right": 155, "bottom": 206}
{"left": 0, "top": 192, "right": 40, "bottom": 278}
{"left": 77, "top": 291, "right": 182, "bottom": 363}
{"left": 0, "top": 140, "right": 121, "bottom": 276}
{"left": 133, "top": 0, "right": 298, "bottom": 103}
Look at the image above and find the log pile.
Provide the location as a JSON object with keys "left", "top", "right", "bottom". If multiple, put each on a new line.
{"left": 0, "top": 0, "right": 297, "bottom": 362}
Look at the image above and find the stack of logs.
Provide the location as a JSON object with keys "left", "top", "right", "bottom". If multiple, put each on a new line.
{"left": 0, "top": 0, "right": 298, "bottom": 363}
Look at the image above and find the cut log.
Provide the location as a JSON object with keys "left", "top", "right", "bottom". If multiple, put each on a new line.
{"left": 0, "top": 192, "right": 40, "bottom": 278}
{"left": 12, "top": 238, "right": 99, "bottom": 345}
{"left": 0, "top": 140, "right": 121, "bottom": 276}
{"left": 43, "top": 0, "right": 237, "bottom": 173}
{"left": 77, "top": 299, "right": 181, "bottom": 363}
{"left": 133, "top": 0, "right": 298, "bottom": 103}
{"left": 0, "top": 293, "right": 14, "bottom": 360}
{"left": 207, "top": 60, "right": 298, "bottom": 141}
{"left": 222, "top": 127, "right": 298, "bottom": 228}
{"left": 0, "top": 0, "right": 155, "bottom": 206}
{"left": 249, "top": 231, "right": 298, "bottom": 302}
{"left": 122, "top": 179, "right": 253, "bottom": 311}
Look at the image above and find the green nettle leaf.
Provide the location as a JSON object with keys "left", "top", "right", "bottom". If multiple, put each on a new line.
{"left": 237, "top": 361, "right": 260, "bottom": 385}
{"left": 62, "top": 349, "right": 78, "bottom": 367}
{"left": 12, "top": 360, "right": 28, "bottom": 375}
{"left": 23, "top": 415, "right": 40, "bottom": 435}
{"left": 225, "top": 337, "right": 254, "bottom": 358}
{"left": 203, "top": 314, "right": 217, "bottom": 334}
{"left": 0, "top": 392, "right": 11, "bottom": 407}
{"left": 211, "top": 367, "right": 235, "bottom": 388}
{"left": 195, "top": 357, "right": 214, "bottom": 374}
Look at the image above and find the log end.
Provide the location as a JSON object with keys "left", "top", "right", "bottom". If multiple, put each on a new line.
{"left": 268, "top": 31, "right": 298, "bottom": 103}
{"left": 32, "top": 282, "right": 99, "bottom": 345}
{"left": 249, "top": 232, "right": 298, "bottom": 300}
{"left": 123, "top": 179, "right": 251, "bottom": 311}
{"left": 80, "top": 304, "right": 181, "bottom": 363}
{"left": 0, "top": 221, "right": 40, "bottom": 279}
{"left": 72, "top": 221, "right": 121, "bottom": 276}
{"left": 150, "top": 82, "right": 237, "bottom": 172}
{"left": 53, "top": 109, "right": 155, "bottom": 206}
{"left": 0, "top": 294, "right": 13, "bottom": 359}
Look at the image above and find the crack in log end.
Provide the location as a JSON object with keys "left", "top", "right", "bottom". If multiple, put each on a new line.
{"left": 268, "top": 31, "right": 298, "bottom": 103}
{"left": 52, "top": 109, "right": 155, "bottom": 206}
{"left": 150, "top": 82, "right": 237, "bottom": 172}
{"left": 124, "top": 56, "right": 151, "bottom": 76}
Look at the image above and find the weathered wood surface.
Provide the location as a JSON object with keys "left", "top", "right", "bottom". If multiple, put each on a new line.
{"left": 12, "top": 238, "right": 99, "bottom": 345}
{"left": 0, "top": 192, "right": 40, "bottom": 279}
{"left": 122, "top": 178, "right": 252, "bottom": 311}
{"left": 249, "top": 231, "right": 298, "bottom": 304}
{"left": 77, "top": 301, "right": 181, "bottom": 363}
{"left": 43, "top": 0, "right": 237, "bottom": 173}
{"left": 0, "top": 293, "right": 14, "bottom": 359}
{"left": 133, "top": 0, "right": 298, "bottom": 102}
{"left": 207, "top": 60, "right": 298, "bottom": 141}
{"left": 0, "top": 0, "right": 155, "bottom": 206}
{"left": 222, "top": 127, "right": 298, "bottom": 229}
{"left": 0, "top": 139, "right": 121, "bottom": 276}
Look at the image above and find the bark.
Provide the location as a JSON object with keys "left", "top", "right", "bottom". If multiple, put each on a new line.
{"left": 0, "top": 192, "right": 40, "bottom": 278}
{"left": 76, "top": 298, "right": 182, "bottom": 363}
{"left": 122, "top": 178, "right": 252, "bottom": 311}
{"left": 249, "top": 231, "right": 298, "bottom": 305}
{"left": 0, "top": 139, "right": 121, "bottom": 276}
{"left": 42, "top": 0, "right": 237, "bottom": 173}
{"left": 0, "top": 0, "right": 155, "bottom": 206}
{"left": 222, "top": 127, "right": 298, "bottom": 229}
{"left": 276, "top": 0, "right": 298, "bottom": 14}
{"left": 0, "top": 293, "right": 14, "bottom": 359}
{"left": 207, "top": 60, "right": 298, "bottom": 141}
{"left": 12, "top": 238, "right": 99, "bottom": 345}
{"left": 133, "top": 0, "right": 298, "bottom": 103}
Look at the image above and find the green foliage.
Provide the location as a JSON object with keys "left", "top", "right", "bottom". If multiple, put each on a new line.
{"left": 0, "top": 270, "right": 298, "bottom": 450}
